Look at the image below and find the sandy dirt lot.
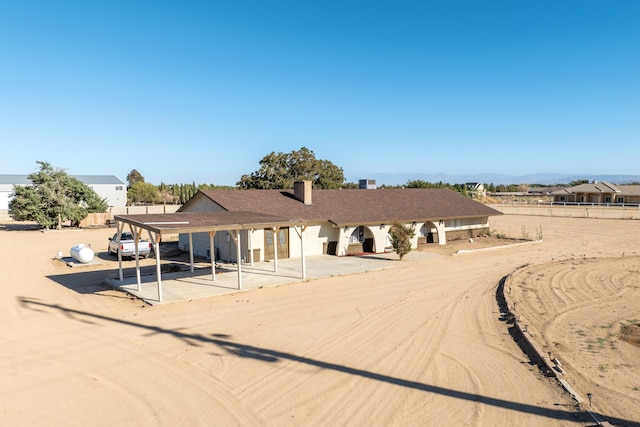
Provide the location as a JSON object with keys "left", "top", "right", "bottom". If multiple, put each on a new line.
{"left": 1, "top": 215, "right": 638, "bottom": 426}
{"left": 509, "top": 256, "right": 640, "bottom": 424}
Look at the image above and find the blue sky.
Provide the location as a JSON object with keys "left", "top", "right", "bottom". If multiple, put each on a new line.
{"left": 1, "top": 1, "right": 638, "bottom": 185}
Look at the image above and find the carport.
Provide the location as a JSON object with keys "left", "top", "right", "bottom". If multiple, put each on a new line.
{"left": 113, "top": 211, "right": 309, "bottom": 303}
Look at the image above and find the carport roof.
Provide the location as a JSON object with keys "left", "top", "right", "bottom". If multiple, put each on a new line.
{"left": 114, "top": 211, "right": 309, "bottom": 235}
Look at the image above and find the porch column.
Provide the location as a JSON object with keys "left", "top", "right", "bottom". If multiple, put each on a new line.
{"left": 248, "top": 229, "right": 255, "bottom": 266}
{"left": 231, "top": 230, "right": 242, "bottom": 290}
{"left": 132, "top": 225, "right": 142, "bottom": 291}
{"left": 272, "top": 227, "right": 279, "bottom": 273}
{"left": 116, "top": 221, "right": 124, "bottom": 281}
{"left": 299, "top": 226, "right": 307, "bottom": 279}
{"left": 436, "top": 220, "right": 447, "bottom": 246}
{"left": 147, "top": 231, "right": 163, "bottom": 303}
{"left": 209, "top": 231, "right": 216, "bottom": 281}
{"left": 338, "top": 226, "right": 351, "bottom": 257}
{"left": 188, "top": 233, "right": 194, "bottom": 273}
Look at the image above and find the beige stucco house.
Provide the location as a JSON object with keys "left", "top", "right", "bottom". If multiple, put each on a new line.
{"left": 550, "top": 182, "right": 640, "bottom": 205}
{"left": 177, "top": 182, "right": 502, "bottom": 262}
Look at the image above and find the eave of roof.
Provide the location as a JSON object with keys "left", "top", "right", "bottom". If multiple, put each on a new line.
{"left": 114, "top": 211, "right": 309, "bottom": 235}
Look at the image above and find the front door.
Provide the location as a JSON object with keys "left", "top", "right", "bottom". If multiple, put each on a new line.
{"left": 264, "top": 227, "right": 289, "bottom": 260}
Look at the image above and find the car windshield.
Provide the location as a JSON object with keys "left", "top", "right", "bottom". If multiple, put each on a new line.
{"left": 114, "top": 233, "right": 134, "bottom": 240}
{"left": 112, "top": 232, "right": 148, "bottom": 241}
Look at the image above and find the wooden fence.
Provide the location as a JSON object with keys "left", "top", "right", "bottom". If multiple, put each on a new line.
{"left": 80, "top": 205, "right": 182, "bottom": 227}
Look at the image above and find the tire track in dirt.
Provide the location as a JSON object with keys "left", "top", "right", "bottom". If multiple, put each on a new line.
{"left": 510, "top": 256, "right": 640, "bottom": 425}
{"left": 224, "top": 264, "right": 465, "bottom": 423}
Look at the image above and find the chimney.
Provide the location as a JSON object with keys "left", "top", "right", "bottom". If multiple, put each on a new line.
{"left": 294, "top": 181, "right": 312, "bottom": 205}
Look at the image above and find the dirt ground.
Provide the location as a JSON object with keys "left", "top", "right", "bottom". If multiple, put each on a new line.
{"left": 1, "top": 215, "right": 638, "bottom": 426}
{"left": 509, "top": 256, "right": 640, "bottom": 424}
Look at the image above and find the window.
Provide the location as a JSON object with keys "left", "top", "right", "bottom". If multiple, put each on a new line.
{"left": 558, "top": 196, "right": 566, "bottom": 202}
{"left": 116, "top": 186, "right": 123, "bottom": 191}
{"left": 617, "top": 197, "right": 624, "bottom": 203}
{"left": 604, "top": 196, "right": 612, "bottom": 203}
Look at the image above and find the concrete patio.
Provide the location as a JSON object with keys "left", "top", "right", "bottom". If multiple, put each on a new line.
{"left": 105, "top": 251, "right": 439, "bottom": 305}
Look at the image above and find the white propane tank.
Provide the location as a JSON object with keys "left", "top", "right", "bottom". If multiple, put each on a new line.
{"left": 70, "top": 244, "right": 94, "bottom": 264}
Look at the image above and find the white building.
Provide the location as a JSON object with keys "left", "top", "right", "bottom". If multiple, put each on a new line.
{"left": 0, "top": 174, "right": 127, "bottom": 210}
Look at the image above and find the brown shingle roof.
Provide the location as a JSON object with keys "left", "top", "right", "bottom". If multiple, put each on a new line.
{"left": 184, "top": 188, "right": 501, "bottom": 226}
{"left": 550, "top": 182, "right": 640, "bottom": 196}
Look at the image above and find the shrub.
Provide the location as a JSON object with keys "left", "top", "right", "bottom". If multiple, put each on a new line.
{"left": 389, "top": 222, "right": 415, "bottom": 261}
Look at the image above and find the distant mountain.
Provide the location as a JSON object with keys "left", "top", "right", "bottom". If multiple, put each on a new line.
{"left": 347, "top": 173, "right": 640, "bottom": 186}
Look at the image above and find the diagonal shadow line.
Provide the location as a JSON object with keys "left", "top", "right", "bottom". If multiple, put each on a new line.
{"left": 18, "top": 297, "right": 639, "bottom": 426}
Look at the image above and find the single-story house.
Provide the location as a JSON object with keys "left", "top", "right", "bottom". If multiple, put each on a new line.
{"left": 0, "top": 174, "right": 127, "bottom": 210}
{"left": 550, "top": 182, "right": 640, "bottom": 205}
{"left": 177, "top": 181, "right": 502, "bottom": 261}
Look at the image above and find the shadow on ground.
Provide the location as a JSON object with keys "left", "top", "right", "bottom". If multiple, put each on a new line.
{"left": 18, "top": 297, "right": 639, "bottom": 427}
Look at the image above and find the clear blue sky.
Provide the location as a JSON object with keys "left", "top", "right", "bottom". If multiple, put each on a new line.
{"left": 1, "top": 1, "right": 638, "bottom": 185}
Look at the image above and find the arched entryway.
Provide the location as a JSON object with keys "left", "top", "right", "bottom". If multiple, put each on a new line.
{"left": 347, "top": 225, "right": 376, "bottom": 254}
{"left": 419, "top": 221, "right": 446, "bottom": 245}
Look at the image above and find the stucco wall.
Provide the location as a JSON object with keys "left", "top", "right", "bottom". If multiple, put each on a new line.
{"left": 443, "top": 217, "right": 489, "bottom": 241}
{"left": 0, "top": 191, "right": 10, "bottom": 211}
{"left": 179, "top": 223, "right": 340, "bottom": 264}
{"left": 286, "top": 223, "right": 338, "bottom": 258}
{"left": 88, "top": 183, "right": 127, "bottom": 207}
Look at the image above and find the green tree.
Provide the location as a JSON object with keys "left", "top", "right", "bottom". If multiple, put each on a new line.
{"left": 126, "top": 169, "right": 145, "bottom": 186}
{"left": 388, "top": 222, "right": 416, "bottom": 261}
{"left": 9, "top": 161, "right": 108, "bottom": 229}
{"left": 406, "top": 180, "right": 446, "bottom": 189}
{"left": 341, "top": 181, "right": 360, "bottom": 189}
{"left": 237, "top": 147, "right": 345, "bottom": 189}
{"left": 127, "top": 181, "right": 161, "bottom": 205}
{"left": 568, "top": 179, "right": 589, "bottom": 187}
{"left": 315, "top": 159, "right": 346, "bottom": 189}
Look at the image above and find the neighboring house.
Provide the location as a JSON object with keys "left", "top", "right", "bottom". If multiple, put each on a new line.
{"left": 550, "top": 182, "right": 640, "bottom": 205}
{"left": 528, "top": 187, "right": 559, "bottom": 195}
{"left": 465, "top": 182, "right": 486, "bottom": 198}
{"left": 178, "top": 181, "right": 502, "bottom": 261}
{"left": 359, "top": 179, "right": 377, "bottom": 189}
{"left": 0, "top": 174, "right": 127, "bottom": 210}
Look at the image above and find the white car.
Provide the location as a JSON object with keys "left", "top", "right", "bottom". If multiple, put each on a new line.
{"left": 108, "top": 232, "right": 152, "bottom": 258}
